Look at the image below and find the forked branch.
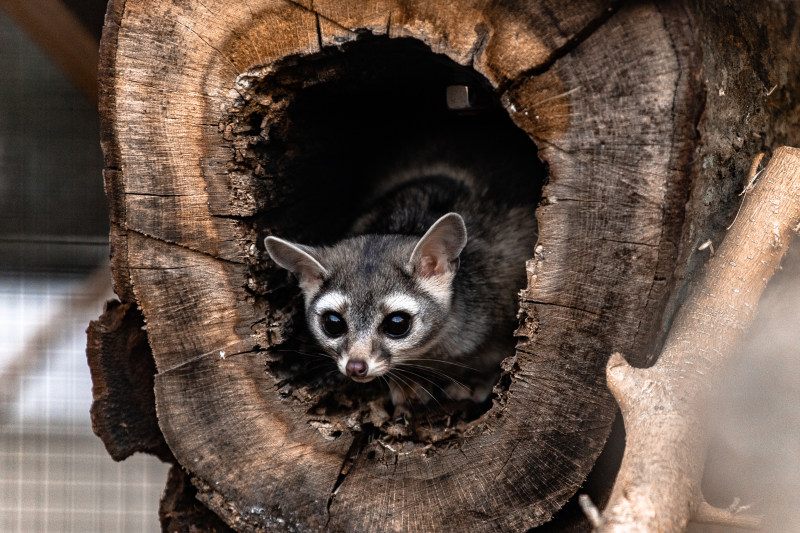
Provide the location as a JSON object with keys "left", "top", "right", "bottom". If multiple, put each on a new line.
{"left": 593, "top": 147, "right": 800, "bottom": 532}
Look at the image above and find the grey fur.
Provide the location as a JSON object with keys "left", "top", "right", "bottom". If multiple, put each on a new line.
{"left": 265, "top": 164, "right": 538, "bottom": 408}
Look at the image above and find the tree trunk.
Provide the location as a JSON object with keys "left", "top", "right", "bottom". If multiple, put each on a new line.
{"left": 87, "top": 0, "right": 800, "bottom": 531}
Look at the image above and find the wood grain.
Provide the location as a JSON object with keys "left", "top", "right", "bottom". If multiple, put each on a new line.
{"left": 94, "top": 0, "right": 699, "bottom": 530}
{"left": 599, "top": 147, "right": 800, "bottom": 531}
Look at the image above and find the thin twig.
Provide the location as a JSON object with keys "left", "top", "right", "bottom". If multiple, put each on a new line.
{"left": 693, "top": 500, "right": 763, "bottom": 530}
{"left": 727, "top": 153, "right": 764, "bottom": 230}
{"left": 579, "top": 494, "right": 601, "bottom": 528}
{"left": 697, "top": 239, "right": 715, "bottom": 255}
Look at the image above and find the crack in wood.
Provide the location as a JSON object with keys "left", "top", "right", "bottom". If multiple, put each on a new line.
{"left": 497, "top": 0, "right": 624, "bottom": 93}
{"left": 601, "top": 237, "right": 659, "bottom": 248}
{"left": 521, "top": 299, "right": 603, "bottom": 318}
{"left": 283, "top": 0, "right": 360, "bottom": 38}
{"left": 492, "top": 438, "right": 521, "bottom": 483}
{"left": 157, "top": 345, "right": 259, "bottom": 375}
{"left": 120, "top": 223, "right": 245, "bottom": 265}
{"left": 468, "top": 20, "right": 490, "bottom": 67}
{"left": 631, "top": 2, "right": 704, "bottom": 368}
{"left": 313, "top": 11, "right": 323, "bottom": 50}
{"left": 325, "top": 426, "right": 374, "bottom": 525}
{"left": 125, "top": 191, "right": 198, "bottom": 198}
{"left": 174, "top": 19, "right": 237, "bottom": 72}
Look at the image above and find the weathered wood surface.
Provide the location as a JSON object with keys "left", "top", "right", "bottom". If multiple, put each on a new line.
{"left": 93, "top": 0, "right": 705, "bottom": 530}
{"left": 598, "top": 146, "right": 800, "bottom": 532}
{"left": 87, "top": 299, "right": 173, "bottom": 463}
{"left": 159, "top": 464, "right": 235, "bottom": 532}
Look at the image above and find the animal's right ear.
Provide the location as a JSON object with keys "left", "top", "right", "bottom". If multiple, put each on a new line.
{"left": 264, "top": 236, "right": 327, "bottom": 296}
{"left": 409, "top": 213, "right": 467, "bottom": 279}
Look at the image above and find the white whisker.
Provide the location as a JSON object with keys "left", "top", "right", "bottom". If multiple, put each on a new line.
{"left": 392, "top": 363, "right": 471, "bottom": 396}
{"left": 530, "top": 86, "right": 581, "bottom": 106}
{"left": 402, "top": 357, "right": 478, "bottom": 371}
{"left": 390, "top": 368, "right": 443, "bottom": 407}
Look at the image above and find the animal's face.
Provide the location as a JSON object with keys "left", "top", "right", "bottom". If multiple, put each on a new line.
{"left": 265, "top": 213, "right": 467, "bottom": 383}
{"left": 305, "top": 271, "right": 447, "bottom": 382}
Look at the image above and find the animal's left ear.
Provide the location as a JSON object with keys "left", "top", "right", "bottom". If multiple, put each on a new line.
{"left": 409, "top": 213, "right": 467, "bottom": 279}
{"left": 264, "top": 236, "right": 328, "bottom": 296}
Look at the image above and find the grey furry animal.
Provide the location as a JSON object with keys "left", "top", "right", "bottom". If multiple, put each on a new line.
{"left": 265, "top": 165, "right": 537, "bottom": 411}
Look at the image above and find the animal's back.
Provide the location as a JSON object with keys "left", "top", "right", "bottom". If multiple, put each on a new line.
{"left": 350, "top": 164, "right": 538, "bottom": 390}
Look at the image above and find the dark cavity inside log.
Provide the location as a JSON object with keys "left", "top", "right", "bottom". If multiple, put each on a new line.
{"left": 227, "top": 36, "right": 546, "bottom": 443}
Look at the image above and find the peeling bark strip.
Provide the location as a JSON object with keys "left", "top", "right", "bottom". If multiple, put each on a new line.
{"left": 597, "top": 147, "right": 800, "bottom": 532}
{"left": 94, "top": 0, "right": 699, "bottom": 531}
{"left": 86, "top": 299, "right": 173, "bottom": 463}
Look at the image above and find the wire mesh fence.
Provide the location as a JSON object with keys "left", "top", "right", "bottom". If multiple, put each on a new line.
{"left": 0, "top": 8, "right": 169, "bottom": 531}
{"left": 0, "top": 271, "right": 170, "bottom": 533}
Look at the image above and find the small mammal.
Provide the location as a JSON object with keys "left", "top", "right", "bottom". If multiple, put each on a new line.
{"left": 265, "top": 165, "right": 537, "bottom": 413}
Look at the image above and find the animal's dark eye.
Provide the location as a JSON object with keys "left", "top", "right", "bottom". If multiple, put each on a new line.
{"left": 382, "top": 312, "right": 411, "bottom": 338}
{"left": 321, "top": 311, "right": 346, "bottom": 337}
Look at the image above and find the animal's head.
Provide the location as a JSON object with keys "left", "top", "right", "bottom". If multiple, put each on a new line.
{"left": 264, "top": 213, "right": 467, "bottom": 382}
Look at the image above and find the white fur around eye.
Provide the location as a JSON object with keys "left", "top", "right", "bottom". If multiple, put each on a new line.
{"left": 381, "top": 293, "right": 420, "bottom": 316}
{"left": 312, "top": 291, "right": 349, "bottom": 315}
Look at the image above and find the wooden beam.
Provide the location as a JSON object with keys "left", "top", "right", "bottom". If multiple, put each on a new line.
{"left": 0, "top": 0, "right": 99, "bottom": 104}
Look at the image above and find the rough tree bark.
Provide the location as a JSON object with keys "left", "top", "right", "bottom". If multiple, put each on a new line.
{"left": 586, "top": 147, "right": 800, "bottom": 532}
{"left": 86, "top": 0, "right": 800, "bottom": 532}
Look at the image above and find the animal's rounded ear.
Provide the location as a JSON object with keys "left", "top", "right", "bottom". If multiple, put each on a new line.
{"left": 264, "top": 236, "right": 327, "bottom": 294}
{"left": 409, "top": 213, "right": 467, "bottom": 279}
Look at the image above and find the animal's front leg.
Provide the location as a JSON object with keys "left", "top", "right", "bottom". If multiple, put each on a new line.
{"left": 387, "top": 379, "right": 432, "bottom": 419}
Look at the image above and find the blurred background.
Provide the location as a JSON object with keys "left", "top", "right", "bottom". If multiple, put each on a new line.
{"left": 0, "top": 1, "right": 170, "bottom": 531}
{"left": 0, "top": 1, "right": 797, "bottom": 532}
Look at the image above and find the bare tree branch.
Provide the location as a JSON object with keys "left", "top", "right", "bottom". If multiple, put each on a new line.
{"left": 693, "top": 500, "right": 761, "bottom": 530}
{"left": 595, "top": 146, "right": 800, "bottom": 532}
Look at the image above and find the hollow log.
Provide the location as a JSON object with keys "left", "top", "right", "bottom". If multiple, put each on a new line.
{"left": 87, "top": 0, "right": 800, "bottom": 531}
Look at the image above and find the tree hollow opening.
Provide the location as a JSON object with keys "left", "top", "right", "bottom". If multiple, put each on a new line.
{"left": 227, "top": 36, "right": 546, "bottom": 446}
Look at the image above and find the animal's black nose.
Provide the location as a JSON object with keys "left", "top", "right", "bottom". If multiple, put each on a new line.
{"left": 345, "top": 359, "right": 368, "bottom": 378}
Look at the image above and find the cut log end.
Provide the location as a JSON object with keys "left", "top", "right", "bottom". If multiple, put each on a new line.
{"left": 94, "top": 0, "right": 703, "bottom": 530}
